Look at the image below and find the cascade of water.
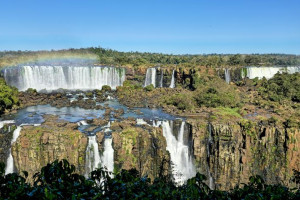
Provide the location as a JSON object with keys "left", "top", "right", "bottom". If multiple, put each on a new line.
{"left": 206, "top": 123, "right": 215, "bottom": 190}
{"left": 0, "top": 120, "right": 15, "bottom": 129}
{"left": 208, "top": 171, "right": 215, "bottom": 190}
{"left": 225, "top": 69, "right": 231, "bottom": 84}
{"left": 169, "top": 70, "right": 176, "bottom": 88}
{"left": 153, "top": 120, "right": 162, "bottom": 127}
{"left": 161, "top": 121, "right": 196, "bottom": 185}
{"left": 3, "top": 66, "right": 126, "bottom": 91}
{"left": 244, "top": 66, "right": 300, "bottom": 80}
{"left": 85, "top": 135, "right": 101, "bottom": 177}
{"left": 207, "top": 123, "right": 213, "bottom": 157}
{"left": 5, "top": 126, "right": 22, "bottom": 175}
{"left": 101, "top": 137, "right": 114, "bottom": 174}
{"left": 144, "top": 68, "right": 157, "bottom": 87}
{"left": 80, "top": 120, "right": 88, "bottom": 126}
{"left": 160, "top": 70, "right": 164, "bottom": 88}
{"left": 136, "top": 118, "right": 149, "bottom": 125}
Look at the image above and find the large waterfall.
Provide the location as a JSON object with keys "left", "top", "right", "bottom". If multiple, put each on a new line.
{"left": 3, "top": 65, "right": 126, "bottom": 91}
{"left": 144, "top": 68, "right": 157, "bottom": 87}
{"left": 161, "top": 121, "right": 196, "bottom": 185}
{"left": 5, "top": 126, "right": 22, "bottom": 175}
{"left": 243, "top": 66, "right": 300, "bottom": 79}
{"left": 169, "top": 70, "right": 175, "bottom": 88}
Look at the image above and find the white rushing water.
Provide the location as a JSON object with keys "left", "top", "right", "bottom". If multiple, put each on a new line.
{"left": 3, "top": 65, "right": 126, "bottom": 91}
{"left": 85, "top": 135, "right": 101, "bottom": 177}
{"left": 101, "top": 137, "right": 114, "bottom": 174}
{"left": 225, "top": 68, "right": 231, "bottom": 84}
{"left": 243, "top": 66, "right": 300, "bottom": 80}
{"left": 136, "top": 118, "right": 149, "bottom": 125}
{"left": 169, "top": 70, "right": 176, "bottom": 88}
{"left": 5, "top": 126, "right": 22, "bottom": 175}
{"left": 0, "top": 120, "right": 15, "bottom": 129}
{"left": 84, "top": 122, "right": 114, "bottom": 177}
{"left": 159, "top": 70, "right": 164, "bottom": 88}
{"left": 144, "top": 68, "right": 157, "bottom": 87}
{"left": 161, "top": 121, "right": 196, "bottom": 185}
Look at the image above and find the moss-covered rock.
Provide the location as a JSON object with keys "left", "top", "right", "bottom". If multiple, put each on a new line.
{"left": 11, "top": 115, "right": 87, "bottom": 180}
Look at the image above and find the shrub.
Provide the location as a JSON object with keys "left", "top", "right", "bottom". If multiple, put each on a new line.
{"left": 144, "top": 84, "right": 154, "bottom": 92}
{"left": 101, "top": 85, "right": 112, "bottom": 92}
{"left": 0, "top": 78, "right": 19, "bottom": 114}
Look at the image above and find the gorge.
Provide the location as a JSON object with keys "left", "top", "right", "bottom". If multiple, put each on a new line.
{"left": 0, "top": 62, "right": 300, "bottom": 191}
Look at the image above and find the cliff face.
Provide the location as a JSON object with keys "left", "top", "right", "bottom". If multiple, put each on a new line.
{"left": 189, "top": 119, "right": 300, "bottom": 190}
{"left": 0, "top": 124, "right": 15, "bottom": 164}
{"left": 12, "top": 116, "right": 87, "bottom": 179}
{"left": 6, "top": 114, "right": 299, "bottom": 189}
{"left": 111, "top": 120, "right": 170, "bottom": 180}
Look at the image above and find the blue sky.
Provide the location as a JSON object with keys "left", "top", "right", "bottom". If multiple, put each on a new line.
{"left": 0, "top": 0, "right": 299, "bottom": 54}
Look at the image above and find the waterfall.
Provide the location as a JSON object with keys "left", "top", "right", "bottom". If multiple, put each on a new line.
{"left": 0, "top": 120, "right": 15, "bottom": 129}
{"left": 5, "top": 126, "right": 22, "bottom": 175}
{"left": 225, "top": 69, "right": 231, "bottom": 84}
{"left": 101, "top": 137, "right": 114, "bottom": 174}
{"left": 207, "top": 123, "right": 215, "bottom": 189}
{"left": 85, "top": 122, "right": 114, "bottom": 177}
{"left": 243, "top": 66, "right": 300, "bottom": 80}
{"left": 169, "top": 70, "right": 175, "bottom": 88}
{"left": 159, "top": 70, "right": 164, "bottom": 88}
{"left": 161, "top": 121, "right": 196, "bottom": 185}
{"left": 101, "top": 122, "right": 114, "bottom": 175}
{"left": 85, "top": 135, "right": 101, "bottom": 177}
{"left": 152, "top": 120, "right": 162, "bottom": 127}
{"left": 3, "top": 65, "right": 126, "bottom": 91}
{"left": 144, "top": 68, "right": 157, "bottom": 87}
{"left": 136, "top": 118, "right": 149, "bottom": 125}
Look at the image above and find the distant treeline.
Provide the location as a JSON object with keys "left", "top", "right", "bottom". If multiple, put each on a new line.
{"left": 1, "top": 47, "right": 299, "bottom": 67}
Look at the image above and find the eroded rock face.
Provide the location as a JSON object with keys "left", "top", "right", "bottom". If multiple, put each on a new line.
{"left": 189, "top": 119, "right": 300, "bottom": 190}
{"left": 111, "top": 120, "right": 170, "bottom": 180}
{"left": 11, "top": 116, "right": 87, "bottom": 179}
{"left": 0, "top": 125, "right": 16, "bottom": 164}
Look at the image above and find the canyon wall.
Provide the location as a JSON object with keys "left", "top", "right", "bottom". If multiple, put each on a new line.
{"left": 189, "top": 119, "right": 300, "bottom": 190}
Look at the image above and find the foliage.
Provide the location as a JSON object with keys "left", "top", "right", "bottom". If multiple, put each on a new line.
{"left": 163, "top": 92, "right": 195, "bottom": 111}
{"left": 0, "top": 160, "right": 299, "bottom": 199}
{"left": 1, "top": 48, "right": 300, "bottom": 68}
{"left": 0, "top": 78, "right": 19, "bottom": 114}
{"left": 144, "top": 84, "right": 154, "bottom": 92}
{"left": 257, "top": 73, "right": 300, "bottom": 103}
{"left": 194, "top": 78, "right": 241, "bottom": 108}
{"left": 101, "top": 85, "right": 112, "bottom": 92}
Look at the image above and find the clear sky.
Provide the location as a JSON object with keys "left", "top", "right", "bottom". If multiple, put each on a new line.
{"left": 0, "top": 0, "right": 299, "bottom": 54}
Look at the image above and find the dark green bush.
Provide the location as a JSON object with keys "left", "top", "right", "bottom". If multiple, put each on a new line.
{"left": 144, "top": 84, "right": 154, "bottom": 92}
{"left": 101, "top": 85, "right": 112, "bottom": 92}
{"left": 163, "top": 93, "right": 194, "bottom": 111}
{"left": 0, "top": 78, "right": 19, "bottom": 114}
{"left": 258, "top": 72, "right": 300, "bottom": 103}
{"left": 0, "top": 160, "right": 299, "bottom": 199}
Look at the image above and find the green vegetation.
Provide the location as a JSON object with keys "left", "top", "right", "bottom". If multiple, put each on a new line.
{"left": 101, "top": 85, "right": 112, "bottom": 92}
{"left": 162, "top": 76, "right": 241, "bottom": 112}
{"left": 144, "top": 84, "right": 155, "bottom": 92}
{"left": 257, "top": 73, "right": 300, "bottom": 103}
{"left": 0, "top": 160, "right": 299, "bottom": 199}
{"left": 1, "top": 48, "right": 299, "bottom": 68}
{"left": 0, "top": 78, "right": 19, "bottom": 114}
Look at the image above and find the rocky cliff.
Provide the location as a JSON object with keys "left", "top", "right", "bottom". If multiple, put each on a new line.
{"left": 189, "top": 119, "right": 300, "bottom": 190}
{"left": 111, "top": 120, "right": 170, "bottom": 180}
{"left": 12, "top": 116, "right": 87, "bottom": 179}
{"left": 0, "top": 124, "right": 15, "bottom": 164}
